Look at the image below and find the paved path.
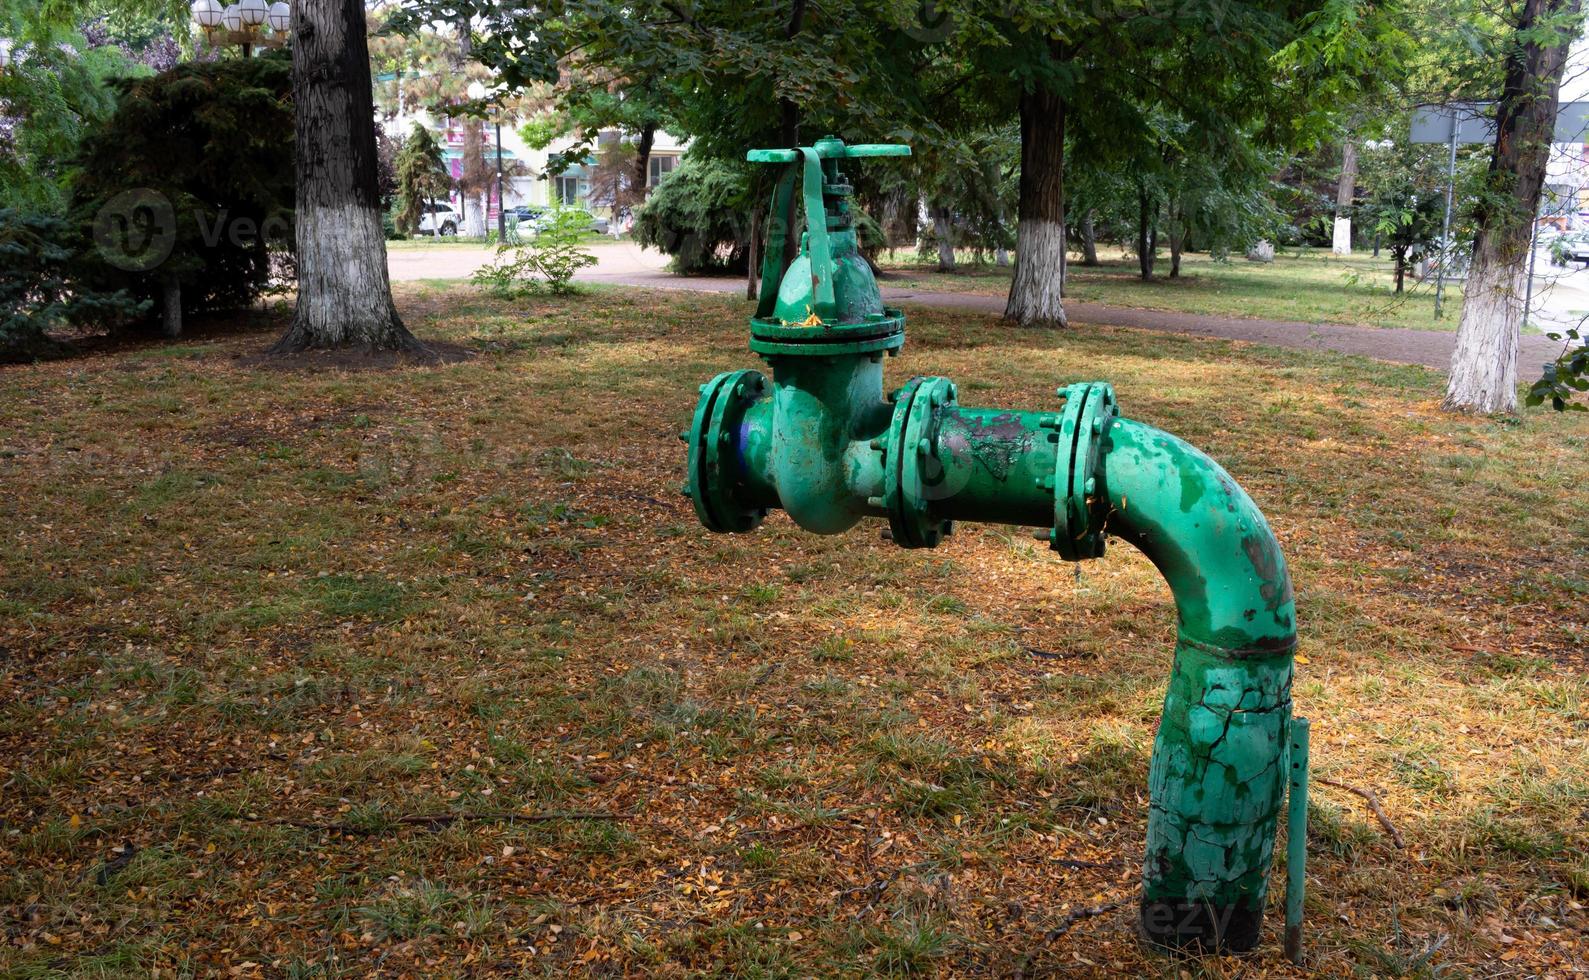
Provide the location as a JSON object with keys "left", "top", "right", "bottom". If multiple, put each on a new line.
{"left": 388, "top": 242, "right": 1565, "bottom": 372}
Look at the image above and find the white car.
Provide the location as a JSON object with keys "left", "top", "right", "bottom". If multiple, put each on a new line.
{"left": 1558, "top": 233, "right": 1589, "bottom": 268}
{"left": 417, "top": 202, "right": 461, "bottom": 236}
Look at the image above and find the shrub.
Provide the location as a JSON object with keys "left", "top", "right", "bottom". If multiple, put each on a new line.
{"left": 67, "top": 53, "right": 295, "bottom": 333}
{"left": 634, "top": 156, "right": 756, "bottom": 274}
{"left": 471, "top": 207, "right": 597, "bottom": 297}
{"left": 0, "top": 209, "right": 144, "bottom": 362}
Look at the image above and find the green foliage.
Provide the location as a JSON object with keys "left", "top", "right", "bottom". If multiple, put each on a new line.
{"left": 67, "top": 53, "right": 295, "bottom": 330}
{"left": 394, "top": 123, "right": 449, "bottom": 238}
{"left": 518, "top": 111, "right": 565, "bottom": 151}
{"left": 0, "top": 20, "right": 137, "bottom": 211}
{"left": 1528, "top": 329, "right": 1588, "bottom": 412}
{"left": 0, "top": 208, "right": 144, "bottom": 361}
{"left": 471, "top": 206, "right": 597, "bottom": 296}
{"left": 634, "top": 156, "right": 755, "bottom": 274}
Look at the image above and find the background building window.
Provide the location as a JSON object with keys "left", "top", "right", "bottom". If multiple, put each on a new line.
{"left": 648, "top": 155, "right": 677, "bottom": 187}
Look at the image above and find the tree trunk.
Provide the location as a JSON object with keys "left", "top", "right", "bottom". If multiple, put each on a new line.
{"left": 931, "top": 203, "right": 956, "bottom": 272}
{"left": 1059, "top": 235, "right": 1067, "bottom": 296}
{"left": 1394, "top": 248, "right": 1406, "bottom": 293}
{"left": 632, "top": 121, "right": 656, "bottom": 209}
{"left": 161, "top": 275, "right": 182, "bottom": 338}
{"left": 1332, "top": 139, "right": 1358, "bottom": 255}
{"left": 1445, "top": 0, "right": 1582, "bottom": 413}
{"left": 1168, "top": 199, "right": 1184, "bottom": 278}
{"left": 1081, "top": 210, "right": 1098, "bottom": 265}
{"left": 462, "top": 133, "right": 486, "bottom": 237}
{"left": 746, "top": 207, "right": 759, "bottom": 301}
{"left": 1004, "top": 83, "right": 1067, "bottom": 328}
{"left": 995, "top": 247, "right": 1010, "bottom": 267}
{"left": 1137, "top": 187, "right": 1156, "bottom": 280}
{"left": 270, "top": 0, "right": 426, "bottom": 354}
{"left": 452, "top": 16, "right": 485, "bottom": 238}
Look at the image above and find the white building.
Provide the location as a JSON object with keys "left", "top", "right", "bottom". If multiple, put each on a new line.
{"left": 380, "top": 93, "right": 685, "bottom": 226}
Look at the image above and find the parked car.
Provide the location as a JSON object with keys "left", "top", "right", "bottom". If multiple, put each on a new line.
{"left": 417, "top": 202, "right": 461, "bottom": 236}
{"left": 520, "top": 207, "right": 608, "bottom": 235}
{"left": 1549, "top": 231, "right": 1589, "bottom": 268}
{"left": 507, "top": 205, "right": 546, "bottom": 224}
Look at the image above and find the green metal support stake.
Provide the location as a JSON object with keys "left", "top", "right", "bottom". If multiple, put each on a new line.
{"left": 682, "top": 134, "right": 1300, "bottom": 955}
{"left": 1285, "top": 716, "right": 1311, "bottom": 965}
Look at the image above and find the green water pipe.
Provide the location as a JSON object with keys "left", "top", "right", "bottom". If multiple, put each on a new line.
{"left": 1285, "top": 717, "right": 1311, "bottom": 964}
{"left": 683, "top": 137, "right": 1299, "bottom": 953}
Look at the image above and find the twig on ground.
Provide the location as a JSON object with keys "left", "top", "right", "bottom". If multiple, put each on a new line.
{"left": 1050, "top": 857, "right": 1122, "bottom": 870}
{"left": 255, "top": 810, "right": 619, "bottom": 835}
{"left": 1013, "top": 901, "right": 1124, "bottom": 979}
{"left": 1318, "top": 777, "right": 1405, "bottom": 847}
{"left": 1023, "top": 646, "right": 1090, "bottom": 661}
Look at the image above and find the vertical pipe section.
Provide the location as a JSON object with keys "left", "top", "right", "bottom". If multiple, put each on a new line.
{"left": 1285, "top": 717, "right": 1311, "bottom": 965}
{"left": 1099, "top": 418, "right": 1297, "bottom": 952}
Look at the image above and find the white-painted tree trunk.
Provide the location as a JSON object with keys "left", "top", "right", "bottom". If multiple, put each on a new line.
{"left": 465, "top": 191, "right": 486, "bottom": 238}
{"left": 931, "top": 205, "right": 956, "bottom": 272}
{"left": 1331, "top": 217, "right": 1352, "bottom": 256}
{"left": 1443, "top": 0, "right": 1580, "bottom": 413}
{"left": 1446, "top": 254, "right": 1523, "bottom": 413}
{"left": 270, "top": 0, "right": 426, "bottom": 354}
{"left": 995, "top": 247, "right": 1010, "bottom": 267}
{"left": 1004, "top": 84, "right": 1068, "bottom": 328}
{"left": 1005, "top": 219, "right": 1067, "bottom": 327}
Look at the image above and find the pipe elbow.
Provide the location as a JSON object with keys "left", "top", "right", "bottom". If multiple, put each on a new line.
{"left": 1099, "top": 418, "right": 1295, "bottom": 656}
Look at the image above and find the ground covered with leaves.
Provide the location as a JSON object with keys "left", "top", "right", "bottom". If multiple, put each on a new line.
{"left": 2, "top": 284, "right": 1586, "bottom": 977}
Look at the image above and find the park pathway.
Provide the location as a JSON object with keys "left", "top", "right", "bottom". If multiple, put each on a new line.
{"left": 388, "top": 242, "right": 1565, "bottom": 372}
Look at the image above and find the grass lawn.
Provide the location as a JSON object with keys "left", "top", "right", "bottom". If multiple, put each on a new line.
{"left": 2, "top": 285, "right": 1586, "bottom": 977}
{"left": 879, "top": 247, "right": 1467, "bottom": 332}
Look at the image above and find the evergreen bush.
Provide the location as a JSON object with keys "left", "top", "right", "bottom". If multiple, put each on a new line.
{"left": 634, "top": 156, "right": 755, "bottom": 274}
{"left": 68, "top": 53, "right": 295, "bottom": 333}
{"left": 0, "top": 208, "right": 144, "bottom": 362}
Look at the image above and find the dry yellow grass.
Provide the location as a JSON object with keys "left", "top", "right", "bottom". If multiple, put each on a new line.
{"left": 0, "top": 283, "right": 1585, "bottom": 977}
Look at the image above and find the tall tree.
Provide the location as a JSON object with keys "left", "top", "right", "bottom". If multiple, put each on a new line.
{"left": 1444, "top": 0, "right": 1584, "bottom": 413}
{"left": 1006, "top": 74, "right": 1067, "bottom": 325}
{"left": 394, "top": 121, "right": 449, "bottom": 236}
{"left": 269, "top": 0, "right": 426, "bottom": 354}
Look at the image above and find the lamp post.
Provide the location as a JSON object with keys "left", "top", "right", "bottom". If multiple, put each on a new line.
{"left": 193, "top": 0, "right": 289, "bottom": 56}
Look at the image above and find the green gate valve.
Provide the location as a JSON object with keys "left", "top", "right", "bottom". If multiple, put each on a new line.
{"left": 683, "top": 135, "right": 1299, "bottom": 955}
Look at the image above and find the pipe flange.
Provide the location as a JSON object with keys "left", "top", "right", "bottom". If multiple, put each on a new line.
{"left": 1049, "top": 381, "right": 1117, "bottom": 560}
{"left": 883, "top": 375, "right": 956, "bottom": 549}
{"left": 685, "top": 369, "right": 768, "bottom": 533}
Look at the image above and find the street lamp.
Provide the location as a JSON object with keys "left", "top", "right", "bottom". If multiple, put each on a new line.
{"left": 191, "top": 0, "right": 223, "bottom": 30}
{"left": 468, "top": 80, "right": 508, "bottom": 241}
{"left": 194, "top": 0, "right": 289, "bottom": 56}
